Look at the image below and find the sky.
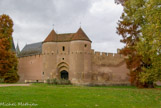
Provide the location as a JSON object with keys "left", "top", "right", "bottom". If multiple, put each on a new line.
{"left": 0, "top": 0, "right": 124, "bottom": 53}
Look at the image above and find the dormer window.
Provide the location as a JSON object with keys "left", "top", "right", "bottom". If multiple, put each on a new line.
{"left": 62, "top": 46, "right": 65, "bottom": 51}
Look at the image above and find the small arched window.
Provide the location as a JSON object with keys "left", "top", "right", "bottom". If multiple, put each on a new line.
{"left": 62, "top": 46, "right": 65, "bottom": 51}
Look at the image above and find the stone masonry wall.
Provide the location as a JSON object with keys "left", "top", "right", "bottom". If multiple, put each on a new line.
{"left": 91, "top": 49, "right": 130, "bottom": 85}
{"left": 18, "top": 55, "right": 43, "bottom": 82}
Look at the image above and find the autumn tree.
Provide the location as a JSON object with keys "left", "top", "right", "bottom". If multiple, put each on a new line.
{"left": 115, "top": 0, "right": 161, "bottom": 88}
{"left": 0, "top": 14, "right": 19, "bottom": 83}
{"left": 136, "top": 0, "right": 161, "bottom": 85}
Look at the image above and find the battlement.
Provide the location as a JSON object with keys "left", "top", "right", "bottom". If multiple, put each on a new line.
{"left": 91, "top": 49, "right": 125, "bottom": 66}
{"left": 91, "top": 49, "right": 123, "bottom": 58}
{"left": 19, "top": 54, "right": 42, "bottom": 59}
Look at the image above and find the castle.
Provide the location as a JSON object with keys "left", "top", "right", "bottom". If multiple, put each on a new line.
{"left": 17, "top": 28, "right": 130, "bottom": 85}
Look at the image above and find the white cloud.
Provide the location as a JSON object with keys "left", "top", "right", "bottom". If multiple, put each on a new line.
{"left": 90, "top": 0, "right": 115, "bottom": 14}
{"left": 0, "top": 0, "right": 124, "bottom": 53}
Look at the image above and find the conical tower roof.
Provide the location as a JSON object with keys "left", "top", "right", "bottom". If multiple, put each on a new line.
{"left": 16, "top": 43, "right": 20, "bottom": 54}
{"left": 72, "top": 27, "right": 91, "bottom": 42}
{"left": 11, "top": 37, "right": 16, "bottom": 52}
{"left": 44, "top": 29, "right": 57, "bottom": 42}
{"left": 43, "top": 27, "right": 91, "bottom": 42}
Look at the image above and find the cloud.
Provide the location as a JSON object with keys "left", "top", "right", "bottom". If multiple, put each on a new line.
{"left": 0, "top": 0, "right": 124, "bottom": 53}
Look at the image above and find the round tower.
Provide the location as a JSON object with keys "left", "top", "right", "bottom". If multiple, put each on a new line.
{"left": 42, "top": 29, "right": 58, "bottom": 80}
{"left": 69, "top": 28, "right": 92, "bottom": 84}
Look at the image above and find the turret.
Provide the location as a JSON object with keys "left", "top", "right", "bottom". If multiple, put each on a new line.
{"left": 16, "top": 43, "right": 20, "bottom": 55}
{"left": 70, "top": 28, "right": 92, "bottom": 84}
{"left": 42, "top": 29, "right": 58, "bottom": 80}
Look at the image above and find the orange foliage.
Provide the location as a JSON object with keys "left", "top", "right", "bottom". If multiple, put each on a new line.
{"left": 115, "top": 0, "right": 151, "bottom": 88}
{"left": 0, "top": 14, "right": 19, "bottom": 83}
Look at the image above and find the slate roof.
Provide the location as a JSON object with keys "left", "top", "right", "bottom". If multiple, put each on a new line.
{"left": 44, "top": 27, "right": 91, "bottom": 42}
{"left": 18, "top": 42, "right": 42, "bottom": 57}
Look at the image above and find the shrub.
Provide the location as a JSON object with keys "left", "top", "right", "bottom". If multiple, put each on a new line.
{"left": 47, "top": 78, "right": 71, "bottom": 85}
{"left": 0, "top": 78, "right": 4, "bottom": 83}
{"left": 46, "top": 79, "right": 50, "bottom": 84}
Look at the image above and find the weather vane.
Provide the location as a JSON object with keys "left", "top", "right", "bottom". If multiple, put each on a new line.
{"left": 52, "top": 24, "right": 54, "bottom": 29}
{"left": 80, "top": 21, "right": 81, "bottom": 27}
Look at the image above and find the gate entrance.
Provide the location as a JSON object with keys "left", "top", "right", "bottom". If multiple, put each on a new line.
{"left": 60, "top": 70, "right": 68, "bottom": 80}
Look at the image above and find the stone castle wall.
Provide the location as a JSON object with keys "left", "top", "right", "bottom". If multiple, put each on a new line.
{"left": 91, "top": 50, "right": 130, "bottom": 85}
{"left": 17, "top": 41, "right": 130, "bottom": 85}
{"left": 17, "top": 48, "right": 130, "bottom": 85}
{"left": 91, "top": 49, "right": 124, "bottom": 66}
{"left": 18, "top": 55, "right": 43, "bottom": 82}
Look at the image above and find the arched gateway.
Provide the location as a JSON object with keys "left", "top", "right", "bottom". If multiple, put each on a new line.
{"left": 60, "top": 70, "right": 68, "bottom": 80}
{"left": 57, "top": 62, "right": 69, "bottom": 80}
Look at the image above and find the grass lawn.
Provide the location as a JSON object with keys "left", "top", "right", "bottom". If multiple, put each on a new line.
{"left": 0, "top": 84, "right": 160, "bottom": 108}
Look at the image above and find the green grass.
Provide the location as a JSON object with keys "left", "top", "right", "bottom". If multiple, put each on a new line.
{"left": 0, "top": 84, "right": 160, "bottom": 108}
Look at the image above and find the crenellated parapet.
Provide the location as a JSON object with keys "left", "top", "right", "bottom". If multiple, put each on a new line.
{"left": 91, "top": 49, "right": 125, "bottom": 66}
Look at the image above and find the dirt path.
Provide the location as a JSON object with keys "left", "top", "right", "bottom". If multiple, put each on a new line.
{"left": 0, "top": 84, "right": 30, "bottom": 87}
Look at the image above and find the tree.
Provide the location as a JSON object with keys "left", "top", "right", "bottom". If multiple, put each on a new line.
{"left": 0, "top": 14, "right": 19, "bottom": 83}
{"left": 115, "top": 0, "right": 127, "bottom": 5}
{"left": 136, "top": 0, "right": 161, "bottom": 85}
{"left": 115, "top": 0, "right": 161, "bottom": 88}
{"left": 116, "top": 0, "right": 146, "bottom": 87}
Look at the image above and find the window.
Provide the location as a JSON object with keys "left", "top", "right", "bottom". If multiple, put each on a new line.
{"left": 42, "top": 72, "right": 44, "bottom": 75}
{"left": 62, "top": 58, "right": 64, "bottom": 60}
{"left": 85, "top": 44, "right": 87, "bottom": 47}
{"left": 62, "top": 46, "right": 65, "bottom": 51}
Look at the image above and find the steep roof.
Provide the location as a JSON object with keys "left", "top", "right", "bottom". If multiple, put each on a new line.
{"left": 56, "top": 33, "right": 75, "bottom": 42}
{"left": 18, "top": 28, "right": 91, "bottom": 57}
{"left": 44, "top": 29, "right": 57, "bottom": 42}
{"left": 72, "top": 28, "right": 91, "bottom": 42}
{"left": 43, "top": 28, "right": 91, "bottom": 42}
{"left": 16, "top": 43, "right": 20, "bottom": 55}
{"left": 18, "top": 42, "right": 42, "bottom": 57}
